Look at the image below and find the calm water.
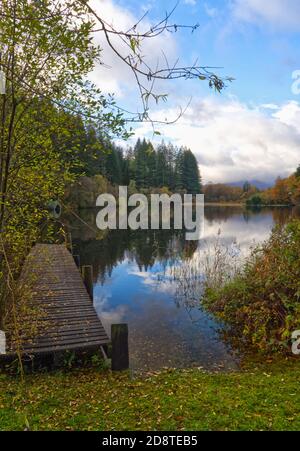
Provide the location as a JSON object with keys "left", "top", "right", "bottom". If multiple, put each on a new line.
{"left": 67, "top": 206, "right": 300, "bottom": 372}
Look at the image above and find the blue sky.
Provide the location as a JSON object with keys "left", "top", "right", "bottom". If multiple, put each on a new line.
{"left": 116, "top": 0, "right": 300, "bottom": 104}
{"left": 91, "top": 0, "right": 300, "bottom": 183}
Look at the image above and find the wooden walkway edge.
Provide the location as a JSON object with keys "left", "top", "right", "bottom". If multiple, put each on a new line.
{"left": 7, "top": 244, "right": 109, "bottom": 357}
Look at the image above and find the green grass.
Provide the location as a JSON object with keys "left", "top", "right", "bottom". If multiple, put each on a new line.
{"left": 0, "top": 358, "right": 300, "bottom": 431}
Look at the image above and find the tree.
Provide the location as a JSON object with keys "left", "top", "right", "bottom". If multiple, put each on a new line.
{"left": 105, "top": 145, "right": 123, "bottom": 185}
{"left": 181, "top": 149, "right": 202, "bottom": 194}
{"left": 134, "top": 138, "right": 148, "bottom": 189}
{"left": 243, "top": 181, "right": 251, "bottom": 193}
{"left": 203, "top": 183, "right": 243, "bottom": 202}
{"left": 246, "top": 195, "right": 263, "bottom": 207}
{"left": 174, "top": 147, "right": 185, "bottom": 191}
{"left": 155, "top": 142, "right": 168, "bottom": 188}
{"left": 145, "top": 142, "right": 156, "bottom": 188}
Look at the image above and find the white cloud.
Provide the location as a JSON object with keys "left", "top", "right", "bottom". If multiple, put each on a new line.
{"left": 232, "top": 0, "right": 300, "bottom": 30}
{"left": 183, "top": 0, "right": 197, "bottom": 5}
{"left": 261, "top": 104, "right": 279, "bottom": 110}
{"left": 272, "top": 100, "right": 300, "bottom": 129}
{"left": 88, "top": 0, "right": 177, "bottom": 97}
{"left": 204, "top": 3, "right": 218, "bottom": 18}
{"left": 132, "top": 97, "right": 300, "bottom": 183}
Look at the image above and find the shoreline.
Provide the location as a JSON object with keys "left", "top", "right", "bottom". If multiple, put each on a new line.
{"left": 74, "top": 202, "right": 297, "bottom": 210}
{"left": 204, "top": 202, "right": 244, "bottom": 207}
{"left": 205, "top": 202, "right": 295, "bottom": 207}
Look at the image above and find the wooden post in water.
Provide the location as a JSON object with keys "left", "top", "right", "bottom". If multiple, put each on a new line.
{"left": 73, "top": 254, "right": 80, "bottom": 268}
{"left": 82, "top": 265, "right": 93, "bottom": 301}
{"left": 111, "top": 323, "right": 129, "bottom": 371}
{"left": 66, "top": 232, "right": 73, "bottom": 253}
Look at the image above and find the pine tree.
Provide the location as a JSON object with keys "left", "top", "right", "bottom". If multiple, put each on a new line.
{"left": 181, "top": 149, "right": 202, "bottom": 194}
{"left": 156, "top": 142, "right": 168, "bottom": 187}
{"left": 243, "top": 181, "right": 251, "bottom": 193}
{"left": 146, "top": 142, "right": 156, "bottom": 188}
{"left": 134, "top": 138, "right": 148, "bottom": 189}
{"left": 174, "top": 147, "right": 185, "bottom": 191}
{"left": 105, "top": 145, "right": 123, "bottom": 184}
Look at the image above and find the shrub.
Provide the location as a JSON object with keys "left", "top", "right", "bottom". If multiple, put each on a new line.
{"left": 246, "top": 194, "right": 263, "bottom": 207}
{"left": 203, "top": 220, "right": 300, "bottom": 354}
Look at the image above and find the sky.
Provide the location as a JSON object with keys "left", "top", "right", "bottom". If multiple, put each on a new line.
{"left": 89, "top": 0, "right": 300, "bottom": 184}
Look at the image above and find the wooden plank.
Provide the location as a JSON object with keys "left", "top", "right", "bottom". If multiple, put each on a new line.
{"left": 16, "top": 340, "right": 109, "bottom": 356}
{"left": 18, "top": 329, "right": 104, "bottom": 340}
{"left": 23, "top": 333, "right": 109, "bottom": 347}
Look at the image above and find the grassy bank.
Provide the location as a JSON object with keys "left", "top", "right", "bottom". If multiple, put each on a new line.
{"left": 203, "top": 221, "right": 300, "bottom": 354}
{"left": 0, "top": 358, "right": 299, "bottom": 431}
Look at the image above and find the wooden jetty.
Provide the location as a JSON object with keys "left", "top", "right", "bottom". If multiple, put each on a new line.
{"left": 6, "top": 244, "right": 109, "bottom": 358}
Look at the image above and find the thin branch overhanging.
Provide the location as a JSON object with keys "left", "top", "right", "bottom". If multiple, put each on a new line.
{"left": 0, "top": 0, "right": 233, "bottom": 127}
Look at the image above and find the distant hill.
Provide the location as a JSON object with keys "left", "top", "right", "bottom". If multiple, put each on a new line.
{"left": 225, "top": 180, "right": 273, "bottom": 190}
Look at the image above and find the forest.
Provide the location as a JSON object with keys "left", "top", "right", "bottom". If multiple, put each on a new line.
{"left": 203, "top": 169, "right": 300, "bottom": 205}
{"left": 64, "top": 123, "right": 203, "bottom": 208}
{"left": 255, "top": 168, "right": 300, "bottom": 205}
{"left": 65, "top": 125, "right": 202, "bottom": 196}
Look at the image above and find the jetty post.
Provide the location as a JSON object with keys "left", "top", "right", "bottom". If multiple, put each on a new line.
{"left": 111, "top": 323, "right": 129, "bottom": 371}
{"left": 82, "top": 265, "right": 93, "bottom": 301}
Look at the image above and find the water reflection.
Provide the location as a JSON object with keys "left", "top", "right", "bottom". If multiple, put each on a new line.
{"left": 66, "top": 206, "right": 300, "bottom": 372}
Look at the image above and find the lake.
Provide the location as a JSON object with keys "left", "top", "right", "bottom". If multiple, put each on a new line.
{"left": 67, "top": 206, "right": 300, "bottom": 372}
